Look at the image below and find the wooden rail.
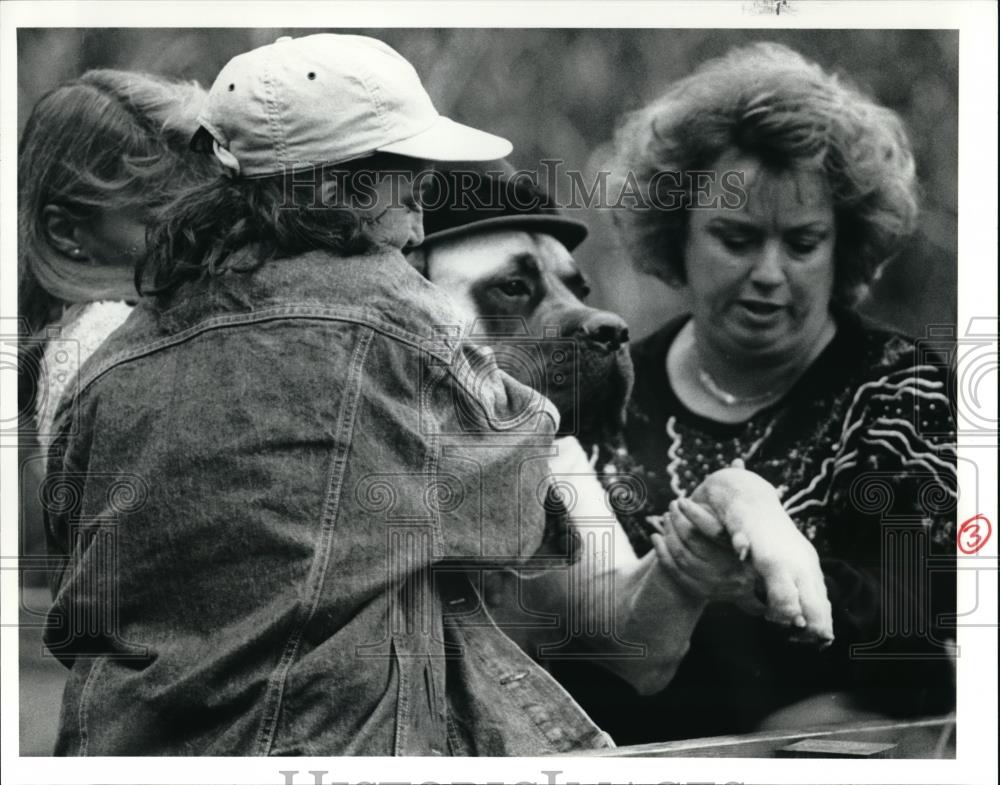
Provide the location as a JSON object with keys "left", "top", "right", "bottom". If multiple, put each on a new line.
{"left": 568, "top": 715, "right": 956, "bottom": 758}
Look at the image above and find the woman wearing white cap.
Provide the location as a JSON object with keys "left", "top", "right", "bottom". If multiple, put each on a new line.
{"left": 43, "top": 34, "right": 613, "bottom": 756}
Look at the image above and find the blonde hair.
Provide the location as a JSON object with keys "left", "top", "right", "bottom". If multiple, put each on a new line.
{"left": 18, "top": 69, "right": 213, "bottom": 335}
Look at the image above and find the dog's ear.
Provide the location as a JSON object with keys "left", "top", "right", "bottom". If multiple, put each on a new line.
{"left": 405, "top": 246, "right": 429, "bottom": 277}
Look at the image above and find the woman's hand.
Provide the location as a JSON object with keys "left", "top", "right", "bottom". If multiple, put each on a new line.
{"left": 650, "top": 497, "right": 766, "bottom": 616}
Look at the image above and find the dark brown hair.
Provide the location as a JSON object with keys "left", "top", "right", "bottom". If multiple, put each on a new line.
{"left": 138, "top": 152, "right": 427, "bottom": 297}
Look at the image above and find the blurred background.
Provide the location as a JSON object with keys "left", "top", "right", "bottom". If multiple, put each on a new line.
{"left": 18, "top": 27, "right": 958, "bottom": 339}
{"left": 17, "top": 27, "right": 957, "bottom": 755}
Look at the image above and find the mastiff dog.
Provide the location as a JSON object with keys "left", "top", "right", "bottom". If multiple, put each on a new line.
{"left": 411, "top": 163, "right": 633, "bottom": 447}
{"left": 407, "top": 162, "right": 634, "bottom": 653}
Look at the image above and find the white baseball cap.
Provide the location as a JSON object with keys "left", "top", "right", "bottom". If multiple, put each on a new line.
{"left": 196, "top": 34, "right": 513, "bottom": 177}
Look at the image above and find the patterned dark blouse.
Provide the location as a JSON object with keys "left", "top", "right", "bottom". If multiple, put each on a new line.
{"left": 554, "top": 308, "right": 958, "bottom": 743}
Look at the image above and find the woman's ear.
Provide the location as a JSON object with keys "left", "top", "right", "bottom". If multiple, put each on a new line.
{"left": 42, "top": 204, "right": 90, "bottom": 262}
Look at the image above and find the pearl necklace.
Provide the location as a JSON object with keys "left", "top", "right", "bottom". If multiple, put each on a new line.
{"left": 696, "top": 367, "right": 786, "bottom": 408}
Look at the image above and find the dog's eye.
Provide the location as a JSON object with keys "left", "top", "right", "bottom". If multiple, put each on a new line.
{"left": 496, "top": 279, "right": 531, "bottom": 297}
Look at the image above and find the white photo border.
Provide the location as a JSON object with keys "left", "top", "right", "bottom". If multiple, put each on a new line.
{"left": 1, "top": 2, "right": 996, "bottom": 784}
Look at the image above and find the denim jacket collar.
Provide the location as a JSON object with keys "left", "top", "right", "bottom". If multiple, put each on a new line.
{"left": 156, "top": 247, "right": 465, "bottom": 355}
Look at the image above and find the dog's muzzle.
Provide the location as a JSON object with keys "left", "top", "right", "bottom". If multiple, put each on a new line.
{"left": 575, "top": 311, "right": 630, "bottom": 353}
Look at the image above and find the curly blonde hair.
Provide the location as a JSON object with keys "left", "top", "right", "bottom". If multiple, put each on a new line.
{"left": 613, "top": 42, "right": 919, "bottom": 306}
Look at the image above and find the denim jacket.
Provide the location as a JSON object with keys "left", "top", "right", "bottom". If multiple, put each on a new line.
{"left": 43, "top": 248, "right": 613, "bottom": 756}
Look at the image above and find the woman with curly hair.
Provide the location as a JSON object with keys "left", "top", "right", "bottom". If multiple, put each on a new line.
{"left": 555, "top": 42, "right": 957, "bottom": 742}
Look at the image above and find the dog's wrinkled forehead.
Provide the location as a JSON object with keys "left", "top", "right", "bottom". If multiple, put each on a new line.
{"left": 423, "top": 229, "right": 580, "bottom": 328}
{"left": 428, "top": 229, "right": 575, "bottom": 281}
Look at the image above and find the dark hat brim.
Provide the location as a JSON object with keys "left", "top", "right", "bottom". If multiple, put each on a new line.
{"left": 421, "top": 214, "right": 589, "bottom": 251}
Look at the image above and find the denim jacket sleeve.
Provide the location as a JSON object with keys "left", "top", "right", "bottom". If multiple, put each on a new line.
{"left": 428, "top": 341, "right": 560, "bottom": 564}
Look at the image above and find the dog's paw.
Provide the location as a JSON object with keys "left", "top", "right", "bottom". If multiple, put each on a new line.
{"left": 753, "top": 534, "right": 834, "bottom": 645}
{"left": 691, "top": 467, "right": 834, "bottom": 645}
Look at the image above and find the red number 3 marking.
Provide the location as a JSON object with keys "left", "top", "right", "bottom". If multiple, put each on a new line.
{"left": 958, "top": 514, "right": 992, "bottom": 555}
